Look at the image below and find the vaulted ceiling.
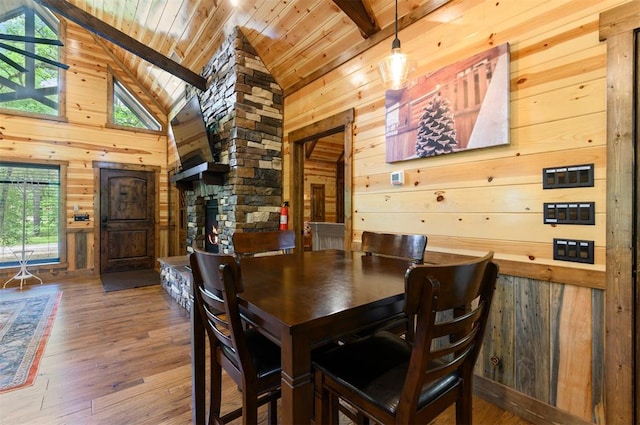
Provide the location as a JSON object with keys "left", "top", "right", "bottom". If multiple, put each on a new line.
{"left": 32, "top": 0, "right": 449, "bottom": 115}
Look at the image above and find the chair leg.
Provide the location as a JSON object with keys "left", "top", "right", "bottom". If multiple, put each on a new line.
{"left": 314, "top": 370, "right": 329, "bottom": 425}
{"left": 267, "top": 394, "right": 278, "bottom": 425}
{"left": 209, "top": 350, "right": 223, "bottom": 425}
{"left": 455, "top": 378, "right": 472, "bottom": 425}
{"left": 242, "top": 388, "right": 258, "bottom": 425}
{"left": 327, "top": 391, "right": 340, "bottom": 425}
{"left": 356, "top": 411, "right": 369, "bottom": 425}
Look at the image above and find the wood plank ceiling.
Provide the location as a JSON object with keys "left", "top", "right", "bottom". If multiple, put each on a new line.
{"left": 25, "top": 0, "right": 449, "bottom": 116}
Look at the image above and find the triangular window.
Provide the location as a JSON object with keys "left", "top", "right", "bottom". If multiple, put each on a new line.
{"left": 111, "top": 78, "right": 161, "bottom": 131}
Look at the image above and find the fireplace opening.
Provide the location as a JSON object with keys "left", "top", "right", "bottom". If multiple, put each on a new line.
{"left": 205, "top": 200, "right": 219, "bottom": 253}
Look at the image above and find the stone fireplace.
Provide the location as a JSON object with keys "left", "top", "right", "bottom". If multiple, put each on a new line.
{"left": 179, "top": 27, "right": 283, "bottom": 254}
{"left": 204, "top": 200, "right": 219, "bottom": 253}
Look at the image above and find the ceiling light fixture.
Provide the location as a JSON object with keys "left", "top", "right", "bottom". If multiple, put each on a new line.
{"left": 377, "top": 0, "right": 412, "bottom": 90}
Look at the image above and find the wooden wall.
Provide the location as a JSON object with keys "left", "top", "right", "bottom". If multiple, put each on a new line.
{"left": 0, "top": 21, "right": 170, "bottom": 279}
{"left": 283, "top": 0, "right": 627, "bottom": 423}
{"left": 0, "top": 1, "right": 631, "bottom": 422}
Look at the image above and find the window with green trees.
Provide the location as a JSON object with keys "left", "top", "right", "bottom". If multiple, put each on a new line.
{"left": 0, "top": 163, "right": 60, "bottom": 267}
{"left": 112, "top": 79, "right": 161, "bottom": 131}
{"left": 0, "top": 4, "right": 63, "bottom": 116}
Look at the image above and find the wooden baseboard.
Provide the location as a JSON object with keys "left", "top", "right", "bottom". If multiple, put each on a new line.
{"left": 474, "top": 375, "right": 592, "bottom": 425}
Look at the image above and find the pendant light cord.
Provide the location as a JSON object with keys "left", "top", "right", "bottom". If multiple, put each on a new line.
{"left": 392, "top": 0, "right": 401, "bottom": 49}
{"left": 395, "top": 0, "right": 398, "bottom": 39}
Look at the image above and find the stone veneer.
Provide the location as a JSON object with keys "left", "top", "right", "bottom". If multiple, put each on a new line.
{"left": 184, "top": 27, "right": 283, "bottom": 254}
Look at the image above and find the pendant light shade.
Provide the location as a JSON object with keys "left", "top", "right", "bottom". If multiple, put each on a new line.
{"left": 378, "top": 0, "right": 412, "bottom": 90}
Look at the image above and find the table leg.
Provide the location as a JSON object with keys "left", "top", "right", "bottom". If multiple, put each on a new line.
{"left": 191, "top": 302, "right": 206, "bottom": 425}
{"left": 280, "top": 335, "right": 314, "bottom": 424}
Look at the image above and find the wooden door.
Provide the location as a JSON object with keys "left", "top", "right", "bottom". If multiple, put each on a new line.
{"left": 290, "top": 109, "right": 353, "bottom": 252}
{"left": 100, "top": 168, "right": 155, "bottom": 273}
{"left": 310, "top": 184, "right": 325, "bottom": 222}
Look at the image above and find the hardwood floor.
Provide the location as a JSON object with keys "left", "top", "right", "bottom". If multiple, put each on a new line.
{"left": 0, "top": 278, "right": 534, "bottom": 424}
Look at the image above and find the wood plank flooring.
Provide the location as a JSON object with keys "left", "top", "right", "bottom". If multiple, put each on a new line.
{"left": 0, "top": 278, "right": 534, "bottom": 424}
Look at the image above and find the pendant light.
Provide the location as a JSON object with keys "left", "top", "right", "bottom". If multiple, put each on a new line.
{"left": 378, "top": 0, "right": 412, "bottom": 90}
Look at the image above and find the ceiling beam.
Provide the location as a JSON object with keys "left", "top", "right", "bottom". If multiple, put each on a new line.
{"left": 332, "top": 0, "right": 380, "bottom": 38}
{"left": 286, "top": 0, "right": 451, "bottom": 96}
{"left": 34, "top": 0, "right": 207, "bottom": 91}
{"left": 305, "top": 139, "right": 318, "bottom": 159}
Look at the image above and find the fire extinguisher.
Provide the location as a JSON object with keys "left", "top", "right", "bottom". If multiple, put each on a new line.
{"left": 279, "top": 201, "right": 289, "bottom": 230}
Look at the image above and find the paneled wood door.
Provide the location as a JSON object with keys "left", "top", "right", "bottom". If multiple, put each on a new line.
{"left": 100, "top": 168, "right": 155, "bottom": 273}
{"left": 310, "top": 184, "right": 325, "bottom": 222}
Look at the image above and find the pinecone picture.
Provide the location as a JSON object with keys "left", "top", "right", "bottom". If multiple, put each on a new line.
{"left": 415, "top": 95, "right": 458, "bottom": 157}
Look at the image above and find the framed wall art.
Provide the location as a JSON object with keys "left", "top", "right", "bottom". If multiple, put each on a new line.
{"left": 384, "top": 43, "right": 510, "bottom": 163}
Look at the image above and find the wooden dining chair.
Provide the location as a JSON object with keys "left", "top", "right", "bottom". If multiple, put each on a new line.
{"left": 361, "top": 231, "right": 427, "bottom": 264}
{"left": 351, "top": 231, "right": 428, "bottom": 341}
{"left": 313, "top": 252, "right": 498, "bottom": 425}
{"left": 190, "top": 249, "right": 282, "bottom": 425}
{"left": 232, "top": 229, "right": 295, "bottom": 258}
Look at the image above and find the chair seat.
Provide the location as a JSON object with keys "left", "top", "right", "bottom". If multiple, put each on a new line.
{"left": 221, "top": 328, "right": 282, "bottom": 379}
{"left": 314, "top": 331, "right": 460, "bottom": 416}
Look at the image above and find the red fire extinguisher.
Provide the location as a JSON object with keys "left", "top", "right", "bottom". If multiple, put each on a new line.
{"left": 279, "top": 201, "right": 289, "bottom": 230}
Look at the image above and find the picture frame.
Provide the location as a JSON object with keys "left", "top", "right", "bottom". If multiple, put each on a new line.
{"left": 384, "top": 43, "right": 510, "bottom": 162}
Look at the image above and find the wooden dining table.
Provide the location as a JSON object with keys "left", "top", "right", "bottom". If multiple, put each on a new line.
{"left": 190, "top": 249, "right": 413, "bottom": 425}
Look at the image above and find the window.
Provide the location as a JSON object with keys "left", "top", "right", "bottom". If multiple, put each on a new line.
{"left": 0, "top": 162, "right": 61, "bottom": 267}
{"left": 0, "top": 4, "right": 64, "bottom": 117}
{"left": 109, "top": 75, "right": 161, "bottom": 131}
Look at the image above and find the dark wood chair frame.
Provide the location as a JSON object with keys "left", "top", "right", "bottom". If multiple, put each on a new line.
{"left": 361, "top": 231, "right": 428, "bottom": 264}
{"left": 232, "top": 229, "right": 296, "bottom": 257}
{"left": 354, "top": 231, "right": 428, "bottom": 342}
{"left": 190, "top": 249, "right": 282, "bottom": 425}
{"left": 313, "top": 252, "right": 498, "bottom": 425}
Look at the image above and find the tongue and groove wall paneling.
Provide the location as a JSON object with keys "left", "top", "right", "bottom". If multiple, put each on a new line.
{"left": 0, "top": 20, "right": 170, "bottom": 280}
{"left": 283, "top": 0, "right": 627, "bottom": 423}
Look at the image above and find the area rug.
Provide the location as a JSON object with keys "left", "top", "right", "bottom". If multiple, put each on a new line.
{"left": 0, "top": 291, "right": 61, "bottom": 393}
{"left": 101, "top": 268, "right": 160, "bottom": 292}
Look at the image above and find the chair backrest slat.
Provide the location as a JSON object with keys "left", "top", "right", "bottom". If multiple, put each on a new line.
{"left": 233, "top": 230, "right": 296, "bottom": 257}
{"left": 431, "top": 303, "right": 484, "bottom": 338}
{"left": 361, "top": 231, "right": 427, "bottom": 263}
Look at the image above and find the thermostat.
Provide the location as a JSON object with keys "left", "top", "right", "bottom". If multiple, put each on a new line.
{"left": 390, "top": 170, "right": 404, "bottom": 185}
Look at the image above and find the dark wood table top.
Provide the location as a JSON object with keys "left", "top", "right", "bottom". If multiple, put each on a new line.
{"left": 239, "top": 249, "right": 411, "bottom": 328}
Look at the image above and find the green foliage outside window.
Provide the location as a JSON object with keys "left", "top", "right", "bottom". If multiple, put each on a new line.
{"left": 0, "top": 7, "right": 61, "bottom": 116}
{"left": 112, "top": 80, "right": 161, "bottom": 131}
{"left": 114, "top": 95, "right": 148, "bottom": 129}
{"left": 0, "top": 164, "right": 60, "bottom": 266}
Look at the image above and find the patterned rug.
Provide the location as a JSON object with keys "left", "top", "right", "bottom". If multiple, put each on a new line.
{"left": 0, "top": 291, "right": 61, "bottom": 393}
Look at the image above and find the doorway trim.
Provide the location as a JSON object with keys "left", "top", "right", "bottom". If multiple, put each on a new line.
{"left": 600, "top": 4, "right": 638, "bottom": 424}
{"left": 92, "top": 161, "right": 161, "bottom": 274}
{"left": 288, "top": 109, "right": 354, "bottom": 252}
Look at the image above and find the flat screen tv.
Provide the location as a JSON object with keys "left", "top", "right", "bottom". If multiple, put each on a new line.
{"left": 170, "top": 96, "right": 214, "bottom": 170}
